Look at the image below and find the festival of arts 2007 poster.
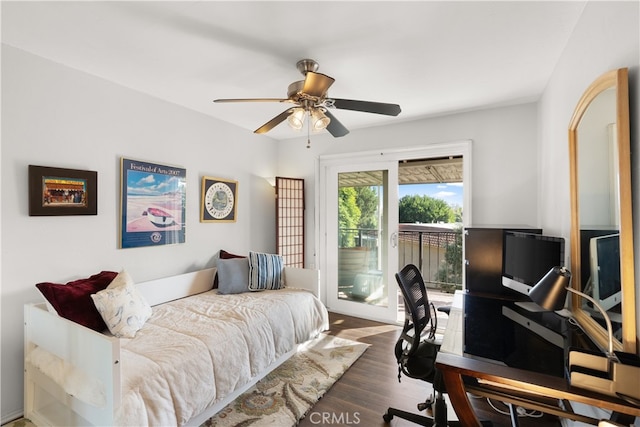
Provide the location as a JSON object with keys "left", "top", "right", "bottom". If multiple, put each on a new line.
{"left": 120, "top": 158, "right": 186, "bottom": 248}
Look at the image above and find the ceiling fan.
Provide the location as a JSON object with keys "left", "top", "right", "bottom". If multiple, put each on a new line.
{"left": 213, "top": 59, "right": 401, "bottom": 138}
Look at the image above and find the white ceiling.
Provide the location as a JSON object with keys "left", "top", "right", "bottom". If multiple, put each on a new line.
{"left": 1, "top": 1, "right": 586, "bottom": 141}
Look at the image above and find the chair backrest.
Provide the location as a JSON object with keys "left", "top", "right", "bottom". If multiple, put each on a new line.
{"left": 396, "top": 264, "right": 437, "bottom": 342}
{"left": 394, "top": 264, "right": 439, "bottom": 380}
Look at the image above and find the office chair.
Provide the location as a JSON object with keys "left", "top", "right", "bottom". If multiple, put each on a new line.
{"left": 383, "top": 264, "right": 492, "bottom": 427}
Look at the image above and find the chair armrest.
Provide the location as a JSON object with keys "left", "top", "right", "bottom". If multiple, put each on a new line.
{"left": 437, "top": 305, "right": 452, "bottom": 316}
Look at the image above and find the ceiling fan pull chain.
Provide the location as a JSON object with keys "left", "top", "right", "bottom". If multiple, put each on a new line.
{"left": 307, "top": 111, "right": 311, "bottom": 148}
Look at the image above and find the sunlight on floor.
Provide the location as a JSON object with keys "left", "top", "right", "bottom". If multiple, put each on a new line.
{"left": 330, "top": 288, "right": 455, "bottom": 341}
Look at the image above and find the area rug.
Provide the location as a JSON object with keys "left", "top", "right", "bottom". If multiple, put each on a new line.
{"left": 201, "top": 333, "right": 369, "bottom": 427}
{"left": 4, "top": 334, "right": 368, "bottom": 427}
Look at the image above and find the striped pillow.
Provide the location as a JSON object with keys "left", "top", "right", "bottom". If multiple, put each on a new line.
{"left": 248, "top": 251, "right": 284, "bottom": 291}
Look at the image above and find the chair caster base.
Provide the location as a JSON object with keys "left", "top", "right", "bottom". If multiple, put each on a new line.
{"left": 417, "top": 395, "right": 434, "bottom": 411}
{"left": 383, "top": 406, "right": 492, "bottom": 426}
{"left": 383, "top": 407, "right": 435, "bottom": 426}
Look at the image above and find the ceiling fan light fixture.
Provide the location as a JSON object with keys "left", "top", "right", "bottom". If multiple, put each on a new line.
{"left": 215, "top": 59, "right": 400, "bottom": 139}
{"left": 310, "top": 109, "right": 331, "bottom": 131}
{"left": 287, "top": 108, "right": 306, "bottom": 130}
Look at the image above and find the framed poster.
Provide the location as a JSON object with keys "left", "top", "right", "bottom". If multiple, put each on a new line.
{"left": 120, "top": 158, "right": 186, "bottom": 248}
{"left": 28, "top": 165, "right": 97, "bottom": 216}
{"left": 200, "top": 176, "right": 238, "bottom": 222}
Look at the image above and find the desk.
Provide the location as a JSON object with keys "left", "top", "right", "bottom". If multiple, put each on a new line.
{"left": 435, "top": 292, "right": 640, "bottom": 426}
{"left": 437, "top": 351, "right": 640, "bottom": 425}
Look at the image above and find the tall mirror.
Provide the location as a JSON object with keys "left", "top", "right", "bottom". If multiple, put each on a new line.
{"left": 568, "top": 67, "right": 637, "bottom": 354}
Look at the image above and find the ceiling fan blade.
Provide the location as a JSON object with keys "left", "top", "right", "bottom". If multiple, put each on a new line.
{"left": 214, "top": 98, "right": 290, "bottom": 103}
{"left": 302, "top": 72, "right": 335, "bottom": 98}
{"left": 324, "top": 110, "right": 349, "bottom": 138}
{"left": 254, "top": 109, "right": 293, "bottom": 134}
{"left": 331, "top": 98, "right": 401, "bottom": 116}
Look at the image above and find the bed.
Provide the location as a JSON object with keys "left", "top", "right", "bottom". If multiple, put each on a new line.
{"left": 24, "top": 266, "right": 328, "bottom": 426}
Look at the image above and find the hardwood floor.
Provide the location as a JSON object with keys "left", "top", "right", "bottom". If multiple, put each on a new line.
{"left": 299, "top": 312, "right": 562, "bottom": 427}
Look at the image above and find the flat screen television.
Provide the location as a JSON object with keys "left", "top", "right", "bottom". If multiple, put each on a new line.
{"left": 501, "top": 232, "right": 565, "bottom": 297}
{"left": 589, "top": 233, "right": 621, "bottom": 311}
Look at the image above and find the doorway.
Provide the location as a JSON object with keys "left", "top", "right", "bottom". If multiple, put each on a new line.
{"left": 318, "top": 142, "right": 471, "bottom": 323}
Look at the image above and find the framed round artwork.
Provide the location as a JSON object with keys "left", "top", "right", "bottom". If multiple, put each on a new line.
{"left": 200, "top": 176, "right": 238, "bottom": 222}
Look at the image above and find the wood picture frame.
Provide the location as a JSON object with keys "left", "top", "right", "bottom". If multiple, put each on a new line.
{"left": 200, "top": 176, "right": 238, "bottom": 223}
{"left": 28, "top": 165, "right": 97, "bottom": 216}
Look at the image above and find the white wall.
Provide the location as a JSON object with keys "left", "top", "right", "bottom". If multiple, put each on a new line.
{"left": 537, "top": 0, "right": 639, "bottom": 338}
{"left": 0, "top": 45, "right": 279, "bottom": 421}
{"left": 277, "top": 103, "right": 540, "bottom": 269}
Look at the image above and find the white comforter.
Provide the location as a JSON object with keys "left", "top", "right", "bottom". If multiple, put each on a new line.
{"left": 115, "top": 288, "right": 328, "bottom": 426}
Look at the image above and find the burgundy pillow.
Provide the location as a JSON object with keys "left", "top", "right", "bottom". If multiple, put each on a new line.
{"left": 213, "top": 250, "right": 245, "bottom": 288}
{"left": 35, "top": 271, "right": 118, "bottom": 331}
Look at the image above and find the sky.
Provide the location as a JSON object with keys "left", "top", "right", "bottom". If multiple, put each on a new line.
{"left": 399, "top": 182, "right": 463, "bottom": 207}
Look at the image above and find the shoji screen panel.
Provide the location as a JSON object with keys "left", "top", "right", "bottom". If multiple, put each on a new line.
{"left": 276, "top": 177, "right": 304, "bottom": 267}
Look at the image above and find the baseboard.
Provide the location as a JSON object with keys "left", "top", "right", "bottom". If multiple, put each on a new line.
{"left": 1, "top": 409, "right": 25, "bottom": 426}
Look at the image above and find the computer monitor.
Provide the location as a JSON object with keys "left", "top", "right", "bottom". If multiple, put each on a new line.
{"left": 589, "top": 233, "right": 621, "bottom": 311}
{"left": 501, "top": 232, "right": 565, "bottom": 297}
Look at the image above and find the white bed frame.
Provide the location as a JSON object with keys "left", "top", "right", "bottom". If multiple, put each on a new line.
{"left": 24, "top": 267, "right": 320, "bottom": 427}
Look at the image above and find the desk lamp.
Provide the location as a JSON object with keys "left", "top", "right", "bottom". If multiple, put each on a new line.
{"left": 528, "top": 266, "right": 615, "bottom": 358}
{"left": 529, "top": 266, "right": 640, "bottom": 406}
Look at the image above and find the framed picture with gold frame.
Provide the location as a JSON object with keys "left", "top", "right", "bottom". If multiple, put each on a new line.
{"left": 200, "top": 176, "right": 237, "bottom": 222}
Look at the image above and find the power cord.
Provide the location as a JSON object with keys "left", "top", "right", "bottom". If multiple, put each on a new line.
{"left": 486, "top": 398, "right": 544, "bottom": 419}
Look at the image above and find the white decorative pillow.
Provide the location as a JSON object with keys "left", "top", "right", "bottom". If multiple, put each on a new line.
{"left": 91, "top": 270, "right": 152, "bottom": 338}
{"left": 248, "top": 251, "right": 284, "bottom": 291}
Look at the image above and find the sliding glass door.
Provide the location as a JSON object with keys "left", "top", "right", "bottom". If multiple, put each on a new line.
{"left": 318, "top": 142, "right": 471, "bottom": 324}
{"left": 322, "top": 161, "right": 399, "bottom": 322}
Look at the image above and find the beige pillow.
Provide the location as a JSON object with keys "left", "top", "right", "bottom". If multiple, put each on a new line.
{"left": 91, "top": 270, "right": 152, "bottom": 338}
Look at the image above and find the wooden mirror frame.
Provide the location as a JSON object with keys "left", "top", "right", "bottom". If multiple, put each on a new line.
{"left": 568, "top": 68, "right": 637, "bottom": 354}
